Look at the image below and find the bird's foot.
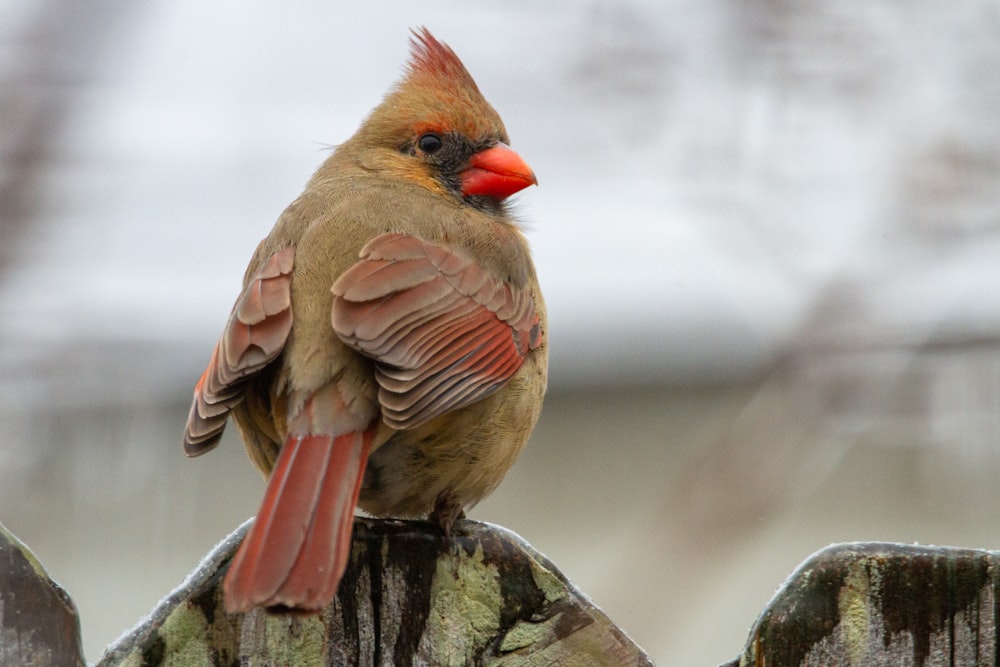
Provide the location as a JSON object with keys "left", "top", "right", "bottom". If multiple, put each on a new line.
{"left": 430, "top": 493, "right": 465, "bottom": 537}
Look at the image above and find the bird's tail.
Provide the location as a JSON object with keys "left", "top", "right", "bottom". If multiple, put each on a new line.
{"left": 223, "top": 430, "right": 371, "bottom": 613}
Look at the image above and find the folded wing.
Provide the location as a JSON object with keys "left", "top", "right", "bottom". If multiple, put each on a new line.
{"left": 331, "top": 232, "right": 542, "bottom": 430}
{"left": 183, "top": 247, "right": 294, "bottom": 455}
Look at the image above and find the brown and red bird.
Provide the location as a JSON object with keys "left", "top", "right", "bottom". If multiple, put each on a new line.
{"left": 182, "top": 29, "right": 547, "bottom": 614}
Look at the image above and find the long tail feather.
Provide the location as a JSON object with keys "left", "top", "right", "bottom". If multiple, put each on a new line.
{"left": 223, "top": 431, "right": 371, "bottom": 613}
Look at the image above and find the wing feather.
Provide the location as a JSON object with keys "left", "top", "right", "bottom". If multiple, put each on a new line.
{"left": 183, "top": 247, "right": 294, "bottom": 455}
{"left": 331, "top": 233, "right": 541, "bottom": 430}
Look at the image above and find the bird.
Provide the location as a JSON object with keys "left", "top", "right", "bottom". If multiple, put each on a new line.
{"left": 182, "top": 28, "right": 547, "bottom": 614}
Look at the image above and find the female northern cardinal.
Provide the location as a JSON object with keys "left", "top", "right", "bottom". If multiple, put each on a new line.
{"left": 182, "top": 28, "right": 547, "bottom": 614}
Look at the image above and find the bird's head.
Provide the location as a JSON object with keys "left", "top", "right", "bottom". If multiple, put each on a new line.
{"left": 348, "top": 28, "right": 537, "bottom": 209}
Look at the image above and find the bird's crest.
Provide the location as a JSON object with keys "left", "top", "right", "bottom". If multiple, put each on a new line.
{"left": 348, "top": 27, "right": 507, "bottom": 156}
{"left": 405, "top": 28, "right": 482, "bottom": 98}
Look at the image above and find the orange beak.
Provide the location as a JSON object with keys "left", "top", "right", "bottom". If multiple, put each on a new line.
{"left": 460, "top": 143, "right": 537, "bottom": 200}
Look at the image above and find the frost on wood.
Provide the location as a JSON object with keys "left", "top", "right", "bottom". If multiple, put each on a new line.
{"left": 731, "top": 542, "right": 1000, "bottom": 667}
{"left": 0, "top": 522, "right": 85, "bottom": 667}
{"left": 97, "top": 518, "right": 654, "bottom": 666}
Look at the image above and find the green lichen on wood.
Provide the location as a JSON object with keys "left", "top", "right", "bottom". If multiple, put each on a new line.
{"left": 836, "top": 559, "right": 871, "bottom": 665}
{"left": 496, "top": 555, "right": 570, "bottom": 653}
{"left": 97, "top": 518, "right": 653, "bottom": 666}
{"left": 115, "top": 650, "right": 144, "bottom": 667}
{"left": 112, "top": 599, "right": 221, "bottom": 666}
{"left": 252, "top": 612, "right": 326, "bottom": 667}
{"left": 157, "top": 602, "right": 212, "bottom": 666}
{"left": 499, "top": 617, "right": 552, "bottom": 653}
{"left": 420, "top": 542, "right": 504, "bottom": 665}
{"left": 738, "top": 542, "right": 1000, "bottom": 666}
{"left": 526, "top": 549, "right": 568, "bottom": 605}
{"left": 0, "top": 521, "right": 86, "bottom": 667}
{"left": 0, "top": 523, "right": 48, "bottom": 580}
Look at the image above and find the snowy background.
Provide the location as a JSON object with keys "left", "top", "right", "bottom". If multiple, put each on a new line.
{"left": 3, "top": 1, "right": 1000, "bottom": 664}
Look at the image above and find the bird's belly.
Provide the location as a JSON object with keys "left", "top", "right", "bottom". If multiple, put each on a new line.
{"left": 357, "top": 375, "right": 543, "bottom": 518}
{"left": 358, "top": 418, "right": 521, "bottom": 518}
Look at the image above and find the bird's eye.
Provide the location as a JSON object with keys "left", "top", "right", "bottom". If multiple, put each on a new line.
{"left": 417, "top": 133, "right": 443, "bottom": 154}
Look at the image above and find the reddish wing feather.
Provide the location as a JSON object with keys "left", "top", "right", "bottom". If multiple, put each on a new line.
{"left": 331, "top": 233, "right": 541, "bottom": 430}
{"left": 183, "top": 247, "right": 294, "bottom": 456}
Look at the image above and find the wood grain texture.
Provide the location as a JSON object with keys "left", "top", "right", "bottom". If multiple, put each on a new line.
{"left": 97, "top": 519, "right": 653, "bottom": 666}
{"left": 732, "top": 542, "right": 1000, "bottom": 667}
{"left": 14, "top": 518, "right": 1000, "bottom": 666}
{"left": 0, "top": 522, "right": 85, "bottom": 667}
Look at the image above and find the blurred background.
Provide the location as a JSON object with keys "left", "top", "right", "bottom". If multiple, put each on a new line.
{"left": 3, "top": 1, "right": 1000, "bottom": 664}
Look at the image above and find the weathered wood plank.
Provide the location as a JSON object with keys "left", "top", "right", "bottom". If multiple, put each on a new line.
{"left": 0, "top": 522, "right": 85, "bottom": 667}
{"left": 98, "top": 518, "right": 653, "bottom": 666}
{"left": 732, "top": 542, "right": 999, "bottom": 667}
